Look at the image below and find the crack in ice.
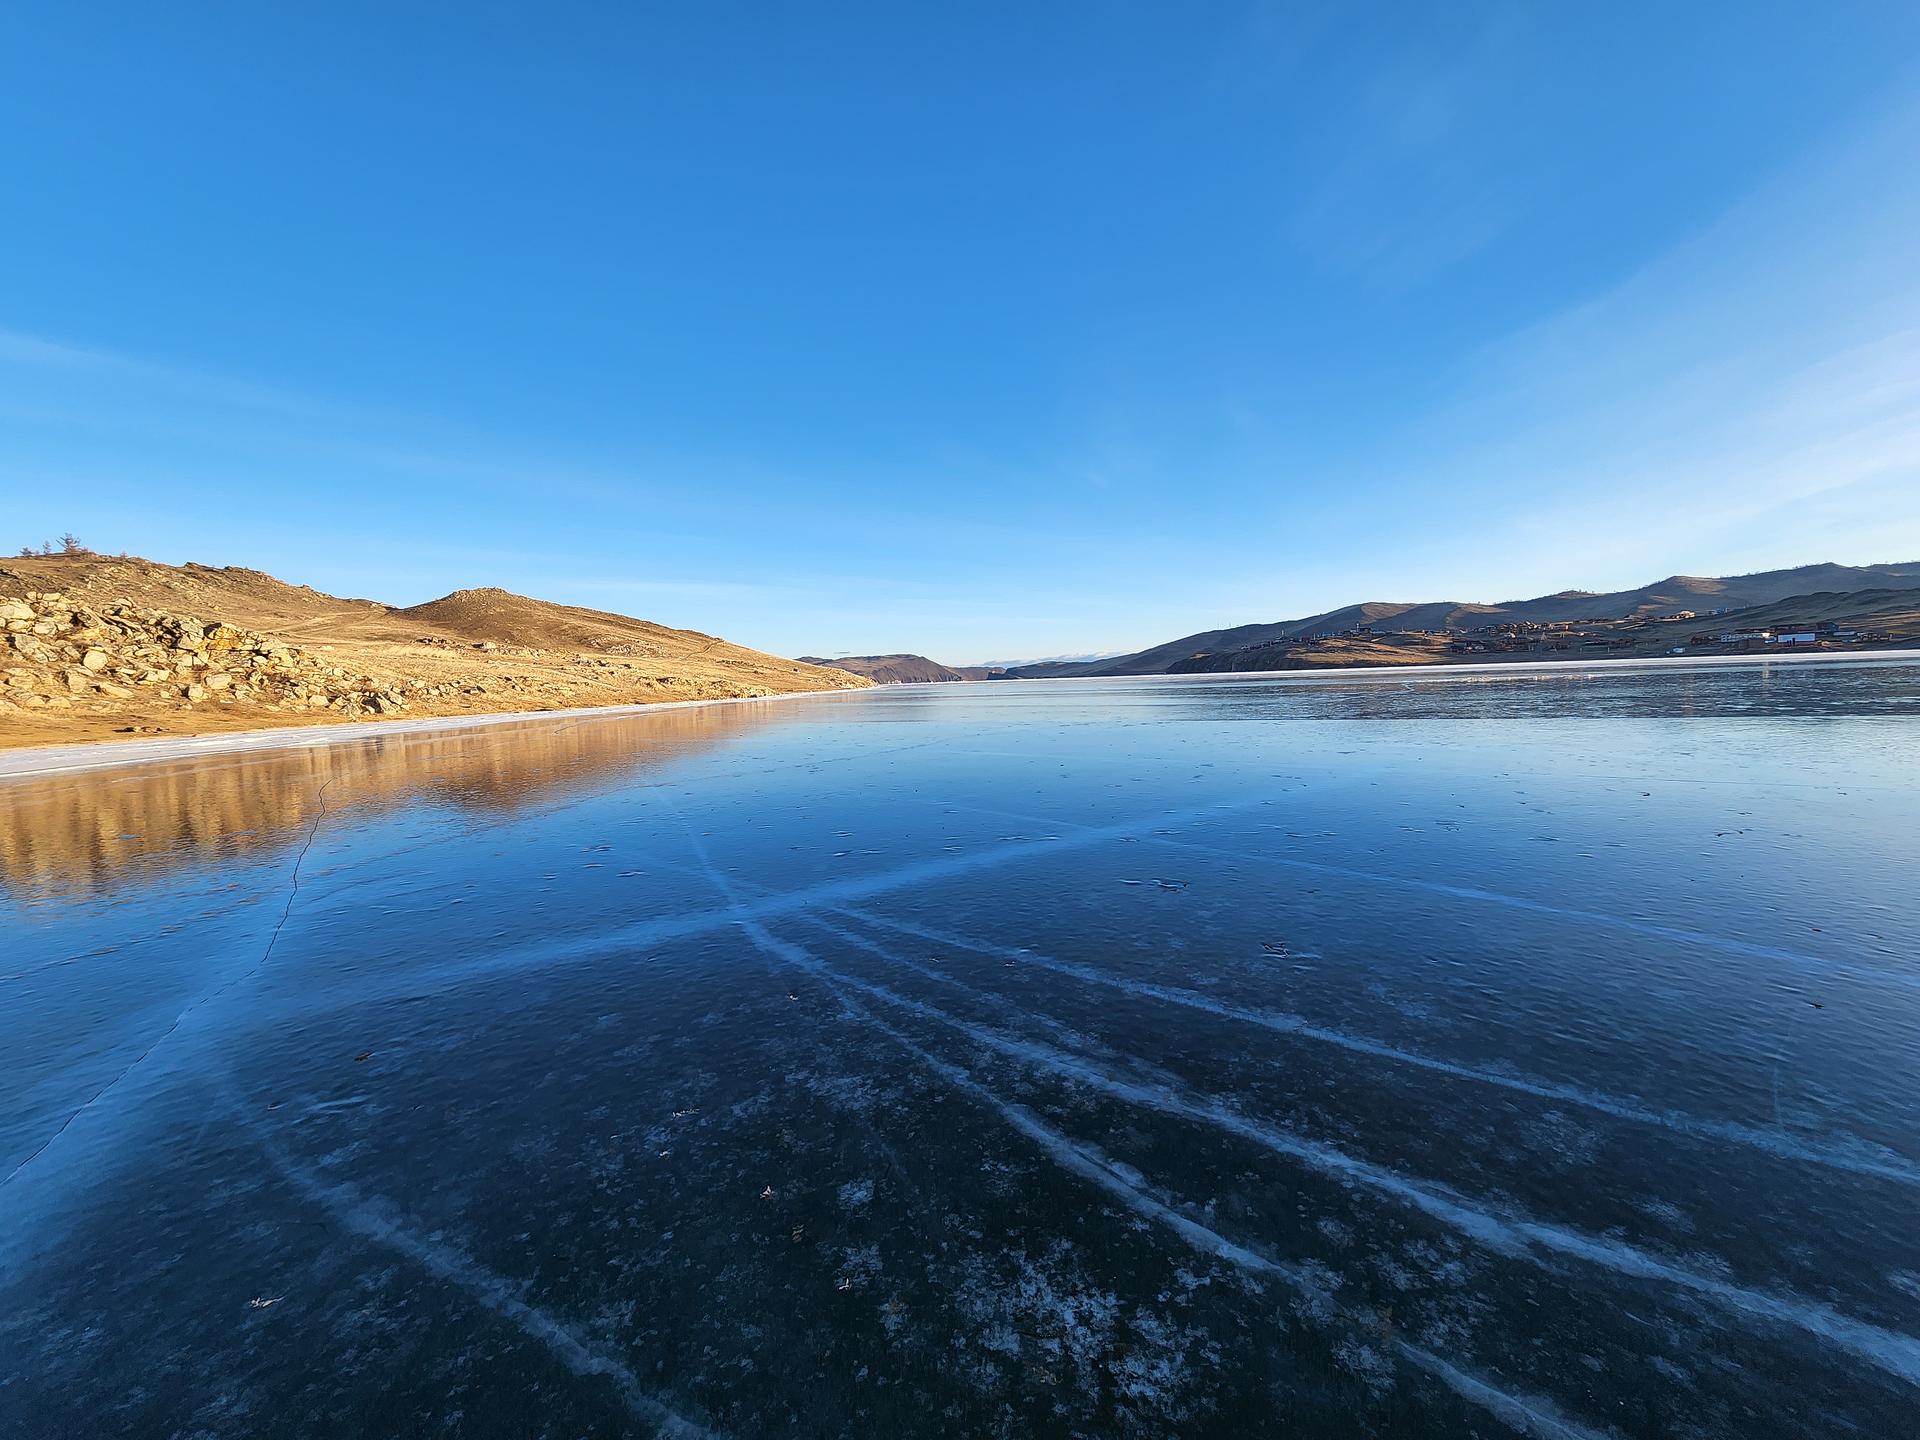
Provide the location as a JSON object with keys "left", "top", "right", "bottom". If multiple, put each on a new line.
{"left": 680, "top": 835, "right": 1616, "bottom": 1440}
{"left": 824, "top": 905, "right": 1920, "bottom": 1189}
{"left": 3, "top": 779, "right": 336, "bottom": 1194}
{"left": 956, "top": 800, "right": 1920, "bottom": 993}
{"left": 796, "top": 914, "right": 1920, "bottom": 1387}
{"left": 246, "top": 1122, "right": 723, "bottom": 1439}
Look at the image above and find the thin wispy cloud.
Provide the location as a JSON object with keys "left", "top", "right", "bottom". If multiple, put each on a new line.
{"left": 1283, "top": 18, "right": 1524, "bottom": 287}
{"left": 5, "top": 9, "right": 1918, "bottom": 657}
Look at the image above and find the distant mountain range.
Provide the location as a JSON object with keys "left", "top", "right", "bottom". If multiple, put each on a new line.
{"left": 962, "top": 650, "right": 1128, "bottom": 670}
{"left": 797, "top": 654, "right": 1005, "bottom": 684}
{"left": 1006, "top": 562, "right": 1920, "bottom": 677}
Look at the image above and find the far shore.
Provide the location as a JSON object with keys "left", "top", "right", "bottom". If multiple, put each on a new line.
{"left": 1103, "top": 645, "right": 1920, "bottom": 683}
{"left": 6, "top": 648, "right": 1915, "bottom": 783}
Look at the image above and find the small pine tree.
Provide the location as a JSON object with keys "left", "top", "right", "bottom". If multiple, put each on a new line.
{"left": 59, "top": 532, "right": 84, "bottom": 554}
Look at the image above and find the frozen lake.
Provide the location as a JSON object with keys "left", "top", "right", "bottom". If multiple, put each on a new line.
{"left": 3, "top": 659, "right": 1918, "bottom": 1438}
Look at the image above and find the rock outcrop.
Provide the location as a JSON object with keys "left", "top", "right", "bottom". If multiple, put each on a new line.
{"left": 1, "top": 589, "right": 413, "bottom": 720}
{"left": 0, "top": 552, "right": 871, "bottom": 748}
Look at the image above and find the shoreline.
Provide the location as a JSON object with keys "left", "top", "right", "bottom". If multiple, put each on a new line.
{"left": 5, "top": 648, "right": 1916, "bottom": 781}
{"left": 1057, "top": 645, "right": 1920, "bottom": 684}
{"left": 0, "top": 684, "right": 869, "bottom": 782}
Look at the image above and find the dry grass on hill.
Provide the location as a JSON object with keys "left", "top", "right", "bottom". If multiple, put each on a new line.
{"left": 0, "top": 552, "right": 868, "bottom": 751}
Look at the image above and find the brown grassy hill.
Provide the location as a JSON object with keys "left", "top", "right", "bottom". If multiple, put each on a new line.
{"left": 1167, "top": 584, "right": 1920, "bottom": 674}
{"left": 1021, "top": 561, "right": 1920, "bottom": 677}
{"left": 1692, "top": 587, "right": 1920, "bottom": 634}
{"left": 795, "top": 653, "right": 1003, "bottom": 684}
{"left": 401, "top": 587, "right": 705, "bottom": 652}
{"left": 0, "top": 551, "right": 868, "bottom": 751}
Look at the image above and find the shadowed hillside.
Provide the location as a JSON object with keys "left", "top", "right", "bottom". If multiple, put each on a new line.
{"left": 795, "top": 653, "right": 1003, "bottom": 684}
{"left": 1013, "top": 563, "right": 1920, "bottom": 677}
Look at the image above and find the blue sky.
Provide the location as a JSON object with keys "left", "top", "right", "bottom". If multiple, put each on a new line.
{"left": 4, "top": 4, "right": 1919, "bottom": 663}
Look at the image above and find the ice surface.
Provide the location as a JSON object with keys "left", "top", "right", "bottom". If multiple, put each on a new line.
{"left": 3, "top": 660, "right": 1919, "bottom": 1437}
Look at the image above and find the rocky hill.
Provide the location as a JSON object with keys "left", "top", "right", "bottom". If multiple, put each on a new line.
{"left": 0, "top": 553, "right": 869, "bottom": 750}
{"left": 1011, "top": 562, "right": 1920, "bottom": 677}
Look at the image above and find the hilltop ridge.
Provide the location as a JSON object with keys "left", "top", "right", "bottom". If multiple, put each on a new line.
{"left": 795, "top": 653, "right": 1004, "bottom": 684}
{"left": 1010, "top": 562, "right": 1920, "bottom": 677}
{"left": 0, "top": 552, "right": 868, "bottom": 750}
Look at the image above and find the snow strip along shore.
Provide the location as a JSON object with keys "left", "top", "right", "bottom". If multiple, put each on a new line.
{"left": 0, "top": 684, "right": 868, "bottom": 781}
